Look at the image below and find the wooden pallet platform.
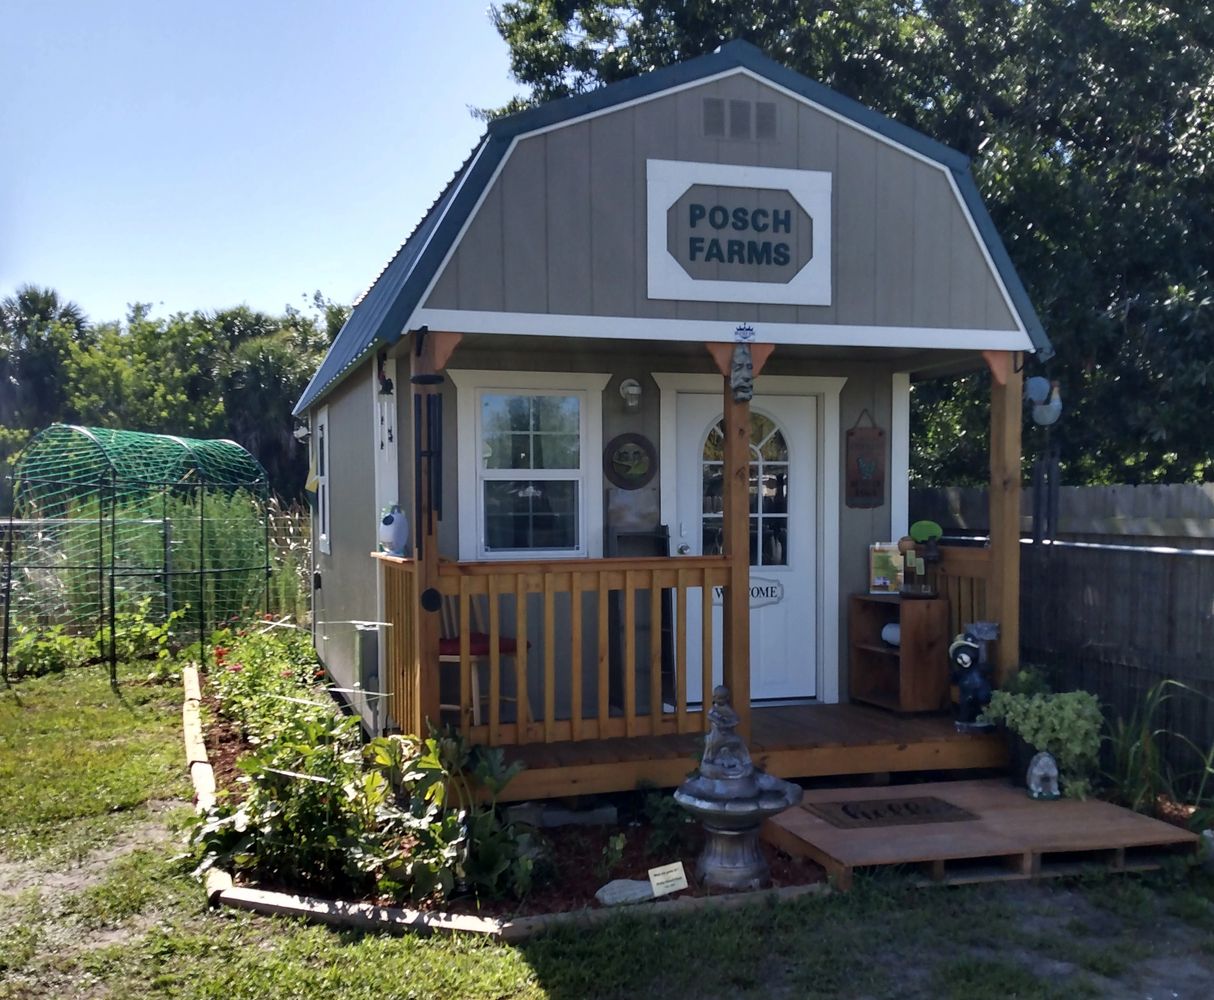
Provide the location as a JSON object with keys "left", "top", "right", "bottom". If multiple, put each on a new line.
{"left": 498, "top": 704, "right": 1006, "bottom": 801}
{"left": 762, "top": 779, "right": 1200, "bottom": 890}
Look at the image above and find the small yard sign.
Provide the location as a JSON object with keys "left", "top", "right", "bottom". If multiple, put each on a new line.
{"left": 647, "top": 861, "right": 689, "bottom": 897}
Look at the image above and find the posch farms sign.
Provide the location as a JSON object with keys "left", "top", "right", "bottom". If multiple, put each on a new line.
{"left": 668, "top": 185, "right": 812, "bottom": 283}
{"left": 647, "top": 160, "right": 832, "bottom": 306}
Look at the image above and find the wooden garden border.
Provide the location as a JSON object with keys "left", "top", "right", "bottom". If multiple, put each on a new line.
{"left": 181, "top": 665, "right": 829, "bottom": 942}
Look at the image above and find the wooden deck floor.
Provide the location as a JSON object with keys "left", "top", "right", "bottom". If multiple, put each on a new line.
{"left": 498, "top": 703, "right": 1006, "bottom": 801}
{"left": 763, "top": 779, "right": 1200, "bottom": 889}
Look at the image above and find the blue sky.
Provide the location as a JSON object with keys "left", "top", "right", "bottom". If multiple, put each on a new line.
{"left": 0, "top": 1, "right": 520, "bottom": 324}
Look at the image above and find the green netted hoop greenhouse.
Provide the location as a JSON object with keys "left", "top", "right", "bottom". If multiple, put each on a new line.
{"left": 2, "top": 425, "right": 270, "bottom": 681}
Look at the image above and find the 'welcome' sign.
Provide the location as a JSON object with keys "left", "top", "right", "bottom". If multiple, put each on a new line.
{"left": 647, "top": 160, "right": 831, "bottom": 306}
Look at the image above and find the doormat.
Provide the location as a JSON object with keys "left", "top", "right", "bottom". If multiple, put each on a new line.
{"left": 803, "top": 796, "right": 978, "bottom": 830}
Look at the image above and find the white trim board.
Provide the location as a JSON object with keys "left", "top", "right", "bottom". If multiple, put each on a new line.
{"left": 405, "top": 65, "right": 1031, "bottom": 345}
{"left": 646, "top": 159, "right": 832, "bottom": 306}
{"left": 413, "top": 308, "right": 1033, "bottom": 353}
{"left": 890, "top": 372, "right": 911, "bottom": 541}
{"left": 652, "top": 372, "right": 846, "bottom": 705}
{"left": 447, "top": 369, "right": 611, "bottom": 561}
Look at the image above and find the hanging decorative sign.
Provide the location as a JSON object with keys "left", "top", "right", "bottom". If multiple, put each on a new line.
{"left": 603, "top": 433, "right": 657, "bottom": 490}
{"left": 846, "top": 409, "right": 886, "bottom": 509}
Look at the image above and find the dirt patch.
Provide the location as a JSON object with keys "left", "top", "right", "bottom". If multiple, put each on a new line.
{"left": 202, "top": 692, "right": 246, "bottom": 801}
{"left": 0, "top": 800, "right": 183, "bottom": 898}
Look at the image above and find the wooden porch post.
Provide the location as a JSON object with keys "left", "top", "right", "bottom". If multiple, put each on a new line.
{"left": 410, "top": 329, "right": 462, "bottom": 729}
{"left": 706, "top": 343, "right": 774, "bottom": 741}
{"left": 985, "top": 350, "right": 1023, "bottom": 686}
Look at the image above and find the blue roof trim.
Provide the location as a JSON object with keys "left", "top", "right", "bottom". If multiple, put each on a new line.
{"left": 295, "top": 39, "right": 1050, "bottom": 414}
{"left": 950, "top": 167, "right": 1052, "bottom": 360}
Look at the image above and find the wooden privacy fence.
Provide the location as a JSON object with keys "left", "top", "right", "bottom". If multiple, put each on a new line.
{"left": 379, "top": 554, "right": 730, "bottom": 746}
{"left": 1020, "top": 540, "right": 1214, "bottom": 784}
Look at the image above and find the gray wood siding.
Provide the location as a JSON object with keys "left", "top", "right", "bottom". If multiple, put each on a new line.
{"left": 426, "top": 74, "right": 1016, "bottom": 332}
{"left": 313, "top": 361, "right": 378, "bottom": 713}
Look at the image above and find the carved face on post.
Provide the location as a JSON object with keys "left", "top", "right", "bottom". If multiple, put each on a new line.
{"left": 730, "top": 342, "right": 754, "bottom": 402}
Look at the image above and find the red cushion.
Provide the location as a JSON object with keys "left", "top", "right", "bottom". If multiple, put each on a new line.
{"left": 439, "top": 632, "right": 521, "bottom": 657}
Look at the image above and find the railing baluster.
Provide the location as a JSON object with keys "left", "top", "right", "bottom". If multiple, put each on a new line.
{"left": 649, "top": 572, "right": 662, "bottom": 735}
{"left": 515, "top": 572, "right": 529, "bottom": 743}
{"left": 597, "top": 572, "right": 609, "bottom": 735}
{"left": 624, "top": 570, "right": 637, "bottom": 737}
{"left": 459, "top": 576, "right": 472, "bottom": 730}
{"left": 543, "top": 574, "right": 556, "bottom": 743}
{"left": 488, "top": 573, "right": 501, "bottom": 747}
{"left": 676, "top": 568, "right": 689, "bottom": 733}
{"left": 570, "top": 571, "right": 583, "bottom": 741}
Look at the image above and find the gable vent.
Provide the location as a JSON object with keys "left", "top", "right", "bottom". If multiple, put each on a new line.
{"left": 755, "top": 101, "right": 777, "bottom": 140}
{"left": 702, "top": 98, "right": 777, "bottom": 141}
{"left": 729, "top": 99, "right": 751, "bottom": 138}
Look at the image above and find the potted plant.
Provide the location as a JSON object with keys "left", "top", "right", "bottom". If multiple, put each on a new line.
{"left": 980, "top": 669, "right": 1103, "bottom": 798}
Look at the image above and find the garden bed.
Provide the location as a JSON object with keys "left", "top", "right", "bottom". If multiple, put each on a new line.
{"left": 196, "top": 671, "right": 823, "bottom": 918}
{"left": 182, "top": 631, "right": 825, "bottom": 927}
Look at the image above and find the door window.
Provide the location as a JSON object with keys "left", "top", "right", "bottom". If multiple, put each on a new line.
{"left": 701, "top": 411, "right": 789, "bottom": 566}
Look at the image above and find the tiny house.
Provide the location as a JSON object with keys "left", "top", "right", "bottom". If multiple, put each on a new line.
{"left": 294, "top": 41, "right": 1051, "bottom": 801}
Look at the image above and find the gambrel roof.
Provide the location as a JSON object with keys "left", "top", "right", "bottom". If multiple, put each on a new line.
{"left": 295, "top": 40, "right": 1051, "bottom": 415}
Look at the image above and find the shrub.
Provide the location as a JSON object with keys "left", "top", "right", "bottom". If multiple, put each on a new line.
{"left": 192, "top": 711, "right": 384, "bottom": 893}
{"left": 368, "top": 730, "right": 540, "bottom": 902}
{"left": 6, "top": 624, "right": 97, "bottom": 677}
{"left": 192, "top": 624, "right": 537, "bottom": 903}
{"left": 982, "top": 689, "right": 1103, "bottom": 798}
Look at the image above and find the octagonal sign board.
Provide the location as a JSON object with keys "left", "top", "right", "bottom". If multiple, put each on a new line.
{"left": 647, "top": 160, "right": 832, "bottom": 306}
{"left": 667, "top": 184, "right": 813, "bottom": 285}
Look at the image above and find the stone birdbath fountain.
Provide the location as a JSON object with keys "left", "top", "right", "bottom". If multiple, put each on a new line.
{"left": 674, "top": 686, "right": 803, "bottom": 890}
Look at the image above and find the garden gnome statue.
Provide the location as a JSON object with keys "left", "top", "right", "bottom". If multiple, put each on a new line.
{"left": 730, "top": 342, "right": 754, "bottom": 402}
{"left": 949, "top": 632, "right": 993, "bottom": 732}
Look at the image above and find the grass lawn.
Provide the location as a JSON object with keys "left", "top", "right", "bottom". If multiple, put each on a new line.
{"left": 2, "top": 664, "right": 1213, "bottom": 999}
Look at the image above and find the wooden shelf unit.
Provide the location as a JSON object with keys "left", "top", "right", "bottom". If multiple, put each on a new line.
{"left": 849, "top": 593, "right": 950, "bottom": 712}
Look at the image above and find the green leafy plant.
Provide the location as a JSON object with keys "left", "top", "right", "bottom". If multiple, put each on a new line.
{"left": 6, "top": 624, "right": 98, "bottom": 677}
{"left": 1106, "top": 679, "right": 1214, "bottom": 831}
{"left": 597, "top": 832, "right": 627, "bottom": 879}
{"left": 367, "top": 729, "right": 539, "bottom": 902}
{"left": 642, "top": 790, "right": 695, "bottom": 857}
{"left": 1000, "top": 666, "right": 1054, "bottom": 698}
{"left": 981, "top": 688, "right": 1103, "bottom": 798}
{"left": 191, "top": 711, "right": 379, "bottom": 893}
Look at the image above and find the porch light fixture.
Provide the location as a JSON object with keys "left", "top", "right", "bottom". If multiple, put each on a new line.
{"left": 619, "top": 378, "right": 642, "bottom": 411}
{"left": 292, "top": 418, "right": 311, "bottom": 443}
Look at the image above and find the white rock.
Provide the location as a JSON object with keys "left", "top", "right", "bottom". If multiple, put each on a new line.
{"left": 594, "top": 879, "right": 654, "bottom": 907}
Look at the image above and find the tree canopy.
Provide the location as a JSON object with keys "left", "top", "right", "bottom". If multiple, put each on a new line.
{"left": 491, "top": 1, "right": 1214, "bottom": 484}
{"left": 1, "top": 286, "right": 346, "bottom": 500}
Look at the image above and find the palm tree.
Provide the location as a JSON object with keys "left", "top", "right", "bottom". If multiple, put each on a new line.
{"left": 0, "top": 284, "right": 91, "bottom": 431}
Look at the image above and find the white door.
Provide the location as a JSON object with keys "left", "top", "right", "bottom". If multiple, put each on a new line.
{"left": 676, "top": 393, "right": 817, "bottom": 702}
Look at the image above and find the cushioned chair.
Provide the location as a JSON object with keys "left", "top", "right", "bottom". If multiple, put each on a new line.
{"left": 438, "top": 596, "right": 528, "bottom": 726}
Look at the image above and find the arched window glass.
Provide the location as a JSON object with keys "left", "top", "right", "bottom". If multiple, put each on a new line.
{"left": 701, "top": 411, "right": 788, "bottom": 566}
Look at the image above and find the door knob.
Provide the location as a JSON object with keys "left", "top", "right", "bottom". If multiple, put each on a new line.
{"left": 677, "top": 543, "right": 691, "bottom": 555}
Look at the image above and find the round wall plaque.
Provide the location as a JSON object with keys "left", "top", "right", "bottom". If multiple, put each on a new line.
{"left": 604, "top": 433, "right": 657, "bottom": 490}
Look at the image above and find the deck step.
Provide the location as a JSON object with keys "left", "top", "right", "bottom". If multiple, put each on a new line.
{"left": 762, "top": 779, "right": 1199, "bottom": 891}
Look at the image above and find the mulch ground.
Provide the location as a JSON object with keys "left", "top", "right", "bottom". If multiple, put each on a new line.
{"left": 198, "top": 677, "right": 825, "bottom": 917}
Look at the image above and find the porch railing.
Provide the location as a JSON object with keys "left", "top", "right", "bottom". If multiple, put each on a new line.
{"left": 936, "top": 545, "right": 992, "bottom": 637}
{"left": 377, "top": 553, "right": 730, "bottom": 746}
{"left": 381, "top": 557, "right": 421, "bottom": 737}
